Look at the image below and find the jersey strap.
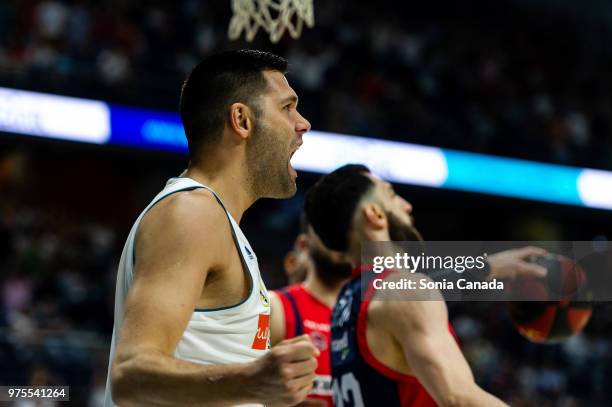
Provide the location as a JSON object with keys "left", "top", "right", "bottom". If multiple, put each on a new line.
{"left": 277, "top": 288, "right": 304, "bottom": 337}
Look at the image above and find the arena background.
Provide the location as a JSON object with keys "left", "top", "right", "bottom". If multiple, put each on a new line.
{"left": 1, "top": 0, "right": 612, "bottom": 405}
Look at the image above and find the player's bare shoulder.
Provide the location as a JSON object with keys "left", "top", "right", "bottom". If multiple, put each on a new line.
{"left": 136, "top": 187, "right": 232, "bottom": 271}
{"left": 369, "top": 271, "right": 445, "bottom": 329}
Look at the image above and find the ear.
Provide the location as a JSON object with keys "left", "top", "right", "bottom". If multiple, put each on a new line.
{"left": 228, "top": 102, "right": 254, "bottom": 141}
{"left": 362, "top": 203, "right": 387, "bottom": 231}
{"left": 283, "top": 251, "right": 297, "bottom": 276}
{"left": 294, "top": 233, "right": 309, "bottom": 251}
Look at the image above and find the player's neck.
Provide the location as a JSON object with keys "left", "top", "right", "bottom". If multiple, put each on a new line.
{"left": 347, "top": 230, "right": 393, "bottom": 265}
{"left": 303, "top": 270, "right": 347, "bottom": 309}
{"left": 347, "top": 238, "right": 363, "bottom": 267}
{"left": 183, "top": 165, "right": 254, "bottom": 223}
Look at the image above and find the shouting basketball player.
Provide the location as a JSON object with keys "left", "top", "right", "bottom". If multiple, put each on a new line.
{"left": 305, "top": 164, "right": 548, "bottom": 407}
{"left": 105, "top": 50, "right": 317, "bottom": 406}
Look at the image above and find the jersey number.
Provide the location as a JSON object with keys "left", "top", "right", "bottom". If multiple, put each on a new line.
{"left": 332, "top": 373, "right": 365, "bottom": 407}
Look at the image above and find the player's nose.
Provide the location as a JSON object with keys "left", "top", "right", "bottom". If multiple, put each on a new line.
{"left": 295, "top": 110, "right": 311, "bottom": 134}
{"left": 402, "top": 198, "right": 413, "bottom": 214}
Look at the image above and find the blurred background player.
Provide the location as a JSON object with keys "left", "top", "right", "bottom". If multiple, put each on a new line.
{"left": 105, "top": 50, "right": 317, "bottom": 407}
{"left": 271, "top": 215, "right": 353, "bottom": 406}
{"left": 305, "top": 165, "right": 550, "bottom": 406}
{"left": 280, "top": 217, "right": 311, "bottom": 285}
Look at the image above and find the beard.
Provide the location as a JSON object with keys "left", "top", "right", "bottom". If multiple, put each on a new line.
{"left": 309, "top": 245, "right": 353, "bottom": 282}
{"left": 247, "top": 119, "right": 296, "bottom": 199}
{"left": 387, "top": 211, "right": 423, "bottom": 242}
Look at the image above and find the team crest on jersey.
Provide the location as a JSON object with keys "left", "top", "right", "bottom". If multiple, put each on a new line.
{"left": 259, "top": 289, "right": 270, "bottom": 307}
{"left": 334, "top": 291, "right": 353, "bottom": 327}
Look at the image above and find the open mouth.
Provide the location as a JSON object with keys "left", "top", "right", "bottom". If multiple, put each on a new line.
{"left": 288, "top": 146, "right": 300, "bottom": 178}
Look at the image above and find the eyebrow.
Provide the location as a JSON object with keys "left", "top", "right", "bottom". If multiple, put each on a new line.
{"left": 280, "top": 95, "right": 298, "bottom": 106}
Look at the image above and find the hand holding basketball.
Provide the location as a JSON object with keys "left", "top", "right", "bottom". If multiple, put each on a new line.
{"left": 508, "top": 254, "right": 593, "bottom": 343}
{"left": 487, "top": 246, "right": 548, "bottom": 280}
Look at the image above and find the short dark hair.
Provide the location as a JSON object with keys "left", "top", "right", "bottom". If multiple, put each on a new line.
{"left": 180, "top": 49, "right": 288, "bottom": 160}
{"left": 305, "top": 164, "right": 373, "bottom": 252}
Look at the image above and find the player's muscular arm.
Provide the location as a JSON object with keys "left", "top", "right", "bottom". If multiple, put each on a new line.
{"left": 111, "top": 191, "right": 318, "bottom": 406}
{"left": 270, "top": 291, "right": 287, "bottom": 346}
{"left": 373, "top": 276, "right": 507, "bottom": 407}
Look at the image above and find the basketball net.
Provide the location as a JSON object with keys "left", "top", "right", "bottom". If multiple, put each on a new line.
{"left": 228, "top": 0, "right": 314, "bottom": 43}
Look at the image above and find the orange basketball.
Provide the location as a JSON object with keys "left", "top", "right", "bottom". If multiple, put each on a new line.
{"left": 508, "top": 254, "right": 593, "bottom": 343}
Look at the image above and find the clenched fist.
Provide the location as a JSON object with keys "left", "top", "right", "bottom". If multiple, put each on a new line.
{"left": 248, "top": 335, "right": 319, "bottom": 406}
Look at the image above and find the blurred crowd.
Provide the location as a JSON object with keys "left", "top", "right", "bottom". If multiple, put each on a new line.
{"left": 1, "top": 0, "right": 612, "bottom": 169}
{"left": 451, "top": 303, "right": 612, "bottom": 406}
{"left": 0, "top": 202, "right": 115, "bottom": 405}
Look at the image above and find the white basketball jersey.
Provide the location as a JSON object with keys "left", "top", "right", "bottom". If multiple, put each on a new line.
{"left": 104, "top": 177, "right": 270, "bottom": 407}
